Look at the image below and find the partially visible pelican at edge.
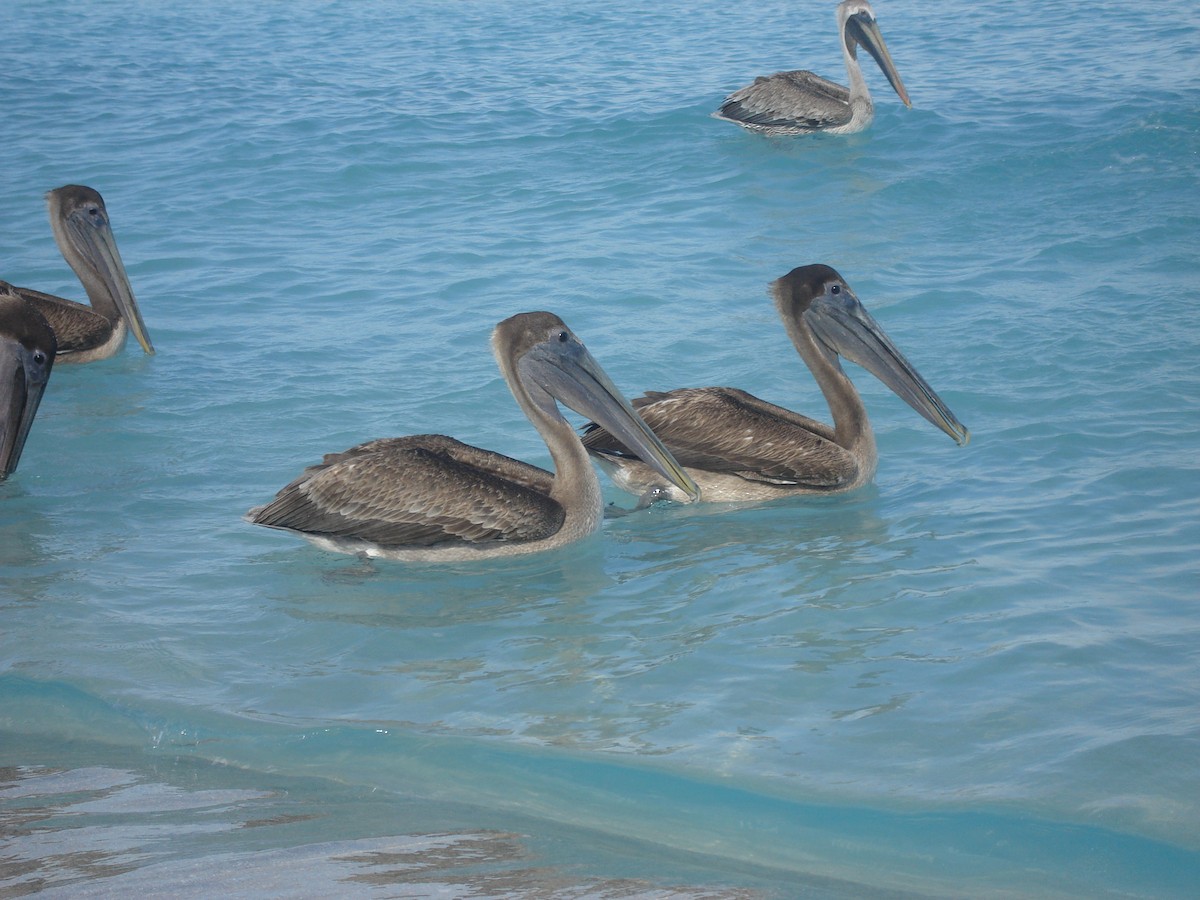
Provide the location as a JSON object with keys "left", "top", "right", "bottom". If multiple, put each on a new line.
{"left": 713, "top": 0, "right": 911, "bottom": 136}
{"left": 581, "top": 265, "right": 969, "bottom": 503}
{"left": 0, "top": 283, "right": 57, "bottom": 481}
{"left": 12, "top": 185, "right": 154, "bottom": 363}
{"left": 248, "top": 311, "right": 699, "bottom": 561}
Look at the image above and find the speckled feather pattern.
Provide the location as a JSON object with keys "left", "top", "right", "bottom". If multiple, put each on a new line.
{"left": 16, "top": 287, "right": 117, "bottom": 359}
{"left": 249, "top": 435, "right": 562, "bottom": 548}
{"left": 714, "top": 70, "right": 857, "bottom": 134}
{"left": 583, "top": 387, "right": 857, "bottom": 491}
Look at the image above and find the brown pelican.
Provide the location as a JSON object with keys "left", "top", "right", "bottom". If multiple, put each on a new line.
{"left": 0, "top": 283, "right": 57, "bottom": 480}
{"left": 713, "top": 0, "right": 912, "bottom": 135}
{"left": 12, "top": 185, "right": 153, "bottom": 363}
{"left": 581, "top": 265, "right": 968, "bottom": 503}
{"left": 248, "top": 311, "right": 699, "bottom": 561}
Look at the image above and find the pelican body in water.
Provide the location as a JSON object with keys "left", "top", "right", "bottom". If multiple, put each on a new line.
{"left": 581, "top": 265, "right": 968, "bottom": 503}
{"left": 713, "top": 0, "right": 911, "bottom": 136}
{"left": 12, "top": 185, "right": 153, "bottom": 363}
{"left": 248, "top": 312, "right": 699, "bottom": 561}
{"left": 0, "top": 283, "right": 57, "bottom": 481}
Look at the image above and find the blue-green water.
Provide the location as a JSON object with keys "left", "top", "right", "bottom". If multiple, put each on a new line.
{"left": 3, "top": 0, "right": 1199, "bottom": 896}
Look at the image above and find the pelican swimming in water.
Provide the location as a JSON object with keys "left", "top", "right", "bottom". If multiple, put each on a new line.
{"left": 0, "top": 283, "right": 57, "bottom": 481}
{"left": 248, "top": 311, "right": 699, "bottom": 561}
{"left": 714, "top": 0, "right": 911, "bottom": 135}
{"left": 11, "top": 185, "right": 153, "bottom": 363}
{"left": 581, "top": 265, "right": 968, "bottom": 503}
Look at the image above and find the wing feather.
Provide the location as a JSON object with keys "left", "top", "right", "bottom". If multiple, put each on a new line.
{"left": 583, "top": 388, "right": 856, "bottom": 488}
{"left": 716, "top": 70, "right": 852, "bottom": 134}
{"left": 249, "top": 435, "right": 563, "bottom": 548}
{"left": 16, "top": 288, "right": 112, "bottom": 358}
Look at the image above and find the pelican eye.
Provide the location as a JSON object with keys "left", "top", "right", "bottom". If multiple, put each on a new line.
{"left": 33, "top": 351, "right": 46, "bottom": 365}
{"left": 830, "top": 284, "right": 842, "bottom": 295}
{"left": 557, "top": 331, "right": 569, "bottom": 343}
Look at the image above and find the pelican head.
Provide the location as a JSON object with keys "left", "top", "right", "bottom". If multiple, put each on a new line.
{"left": 495, "top": 312, "right": 700, "bottom": 501}
{"left": 0, "top": 284, "right": 57, "bottom": 480}
{"left": 839, "top": 0, "right": 911, "bottom": 108}
{"left": 46, "top": 185, "right": 154, "bottom": 355}
{"left": 773, "top": 265, "right": 968, "bottom": 445}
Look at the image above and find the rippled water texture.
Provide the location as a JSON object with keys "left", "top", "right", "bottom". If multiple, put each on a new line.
{"left": 3, "top": 0, "right": 1199, "bottom": 896}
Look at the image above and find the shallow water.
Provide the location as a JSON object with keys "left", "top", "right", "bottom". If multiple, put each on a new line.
{"left": 2, "top": 0, "right": 1199, "bottom": 896}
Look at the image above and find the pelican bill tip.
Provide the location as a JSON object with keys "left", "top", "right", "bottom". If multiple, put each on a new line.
{"left": 662, "top": 457, "right": 700, "bottom": 501}
{"left": 658, "top": 460, "right": 701, "bottom": 503}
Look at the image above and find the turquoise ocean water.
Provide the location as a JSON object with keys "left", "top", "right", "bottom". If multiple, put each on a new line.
{"left": 3, "top": 0, "right": 1199, "bottom": 895}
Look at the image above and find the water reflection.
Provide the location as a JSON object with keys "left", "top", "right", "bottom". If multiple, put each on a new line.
{"left": 275, "top": 535, "right": 612, "bottom": 630}
{"left": 608, "top": 489, "right": 893, "bottom": 572}
{"left": 0, "top": 490, "right": 47, "bottom": 566}
{"left": 248, "top": 488, "right": 945, "bottom": 767}
{"left": 0, "top": 491, "right": 59, "bottom": 605}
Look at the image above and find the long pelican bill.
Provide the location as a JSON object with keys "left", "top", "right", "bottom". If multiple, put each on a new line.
{"left": 519, "top": 336, "right": 701, "bottom": 501}
{"left": 62, "top": 199, "right": 155, "bottom": 355}
{"left": 805, "top": 286, "right": 969, "bottom": 446}
{"left": 846, "top": 9, "right": 911, "bottom": 107}
{"left": 0, "top": 295, "right": 57, "bottom": 479}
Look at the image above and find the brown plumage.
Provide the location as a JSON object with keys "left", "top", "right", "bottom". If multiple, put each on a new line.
{"left": 251, "top": 435, "right": 561, "bottom": 549}
{"left": 582, "top": 264, "right": 969, "bottom": 503}
{"left": 11, "top": 185, "right": 153, "bottom": 363}
{"left": 247, "top": 312, "right": 698, "bottom": 562}
{"left": 615, "top": 388, "right": 852, "bottom": 489}
{"left": 713, "top": 0, "right": 912, "bottom": 136}
{"left": 0, "top": 283, "right": 57, "bottom": 480}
